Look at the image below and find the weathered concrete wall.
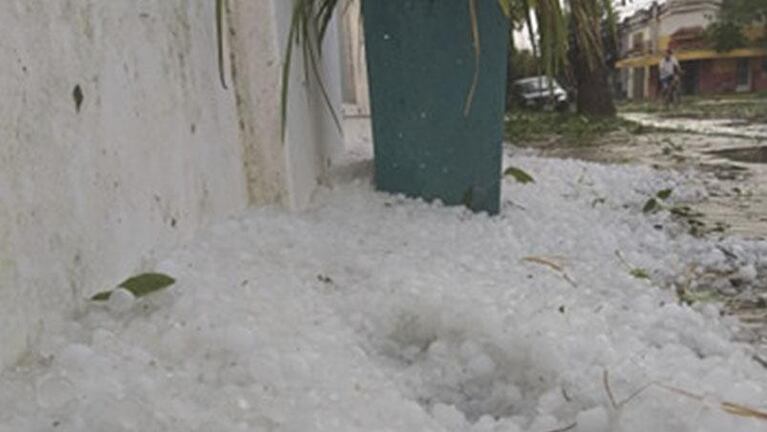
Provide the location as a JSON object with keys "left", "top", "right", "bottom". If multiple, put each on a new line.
{"left": 339, "top": 0, "right": 371, "bottom": 117}
{"left": 272, "top": 0, "right": 345, "bottom": 209}
{"left": 227, "top": 0, "right": 344, "bottom": 210}
{"left": 0, "top": 0, "right": 343, "bottom": 370}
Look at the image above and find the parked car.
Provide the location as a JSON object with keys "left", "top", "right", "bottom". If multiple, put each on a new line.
{"left": 512, "top": 76, "right": 569, "bottom": 111}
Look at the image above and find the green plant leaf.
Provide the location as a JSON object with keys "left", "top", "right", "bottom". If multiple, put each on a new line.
{"left": 91, "top": 291, "right": 112, "bottom": 301}
{"left": 119, "top": 273, "right": 175, "bottom": 297}
{"left": 91, "top": 273, "right": 176, "bottom": 301}
{"left": 280, "top": 0, "right": 342, "bottom": 142}
{"left": 504, "top": 166, "right": 535, "bottom": 184}
{"left": 630, "top": 268, "right": 650, "bottom": 279}
{"left": 497, "top": 0, "right": 512, "bottom": 17}
{"left": 643, "top": 198, "right": 659, "bottom": 213}
{"left": 656, "top": 188, "right": 673, "bottom": 200}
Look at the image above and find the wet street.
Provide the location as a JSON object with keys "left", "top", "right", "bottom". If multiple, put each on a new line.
{"left": 513, "top": 111, "right": 767, "bottom": 362}
{"left": 525, "top": 113, "right": 767, "bottom": 239}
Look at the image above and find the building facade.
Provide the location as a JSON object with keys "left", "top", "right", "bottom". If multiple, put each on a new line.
{"left": 616, "top": 0, "right": 767, "bottom": 99}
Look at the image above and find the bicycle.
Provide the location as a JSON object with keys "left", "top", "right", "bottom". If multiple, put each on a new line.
{"left": 661, "top": 73, "right": 681, "bottom": 109}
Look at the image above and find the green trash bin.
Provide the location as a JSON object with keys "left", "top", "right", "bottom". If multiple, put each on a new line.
{"left": 362, "top": 0, "right": 509, "bottom": 214}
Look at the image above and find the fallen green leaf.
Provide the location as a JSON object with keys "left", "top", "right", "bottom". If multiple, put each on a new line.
{"left": 680, "top": 289, "right": 721, "bottom": 305}
{"left": 656, "top": 189, "right": 673, "bottom": 200}
{"left": 630, "top": 268, "right": 650, "bottom": 279}
{"left": 91, "top": 291, "right": 112, "bottom": 301}
{"left": 643, "top": 198, "right": 659, "bottom": 213}
{"left": 504, "top": 167, "right": 535, "bottom": 184}
{"left": 91, "top": 272, "right": 175, "bottom": 301}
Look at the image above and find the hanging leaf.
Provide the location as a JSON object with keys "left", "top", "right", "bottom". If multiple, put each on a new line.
{"left": 504, "top": 166, "right": 535, "bottom": 184}
{"left": 497, "top": 0, "right": 512, "bottom": 17}
{"left": 91, "top": 273, "right": 176, "bottom": 301}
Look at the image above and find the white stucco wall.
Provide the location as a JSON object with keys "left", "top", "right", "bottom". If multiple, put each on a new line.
{"left": 659, "top": 0, "right": 721, "bottom": 38}
{"left": 0, "top": 0, "right": 343, "bottom": 370}
{"left": 339, "top": 0, "right": 371, "bottom": 117}
{"left": 272, "top": 1, "right": 345, "bottom": 209}
{"left": 226, "top": 0, "right": 344, "bottom": 210}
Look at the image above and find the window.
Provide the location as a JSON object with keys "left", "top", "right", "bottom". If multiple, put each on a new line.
{"left": 632, "top": 33, "right": 644, "bottom": 51}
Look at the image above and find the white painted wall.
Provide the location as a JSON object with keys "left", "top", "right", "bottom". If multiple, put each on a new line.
{"left": 659, "top": 10, "right": 714, "bottom": 36}
{"left": 272, "top": 0, "right": 345, "bottom": 209}
{"left": 659, "top": 0, "right": 721, "bottom": 38}
{"left": 0, "top": 0, "right": 343, "bottom": 370}
{"left": 340, "top": 0, "right": 371, "bottom": 117}
{"left": 226, "top": 0, "right": 344, "bottom": 210}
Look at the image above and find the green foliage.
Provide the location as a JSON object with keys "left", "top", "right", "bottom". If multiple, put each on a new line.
{"left": 638, "top": 192, "right": 727, "bottom": 238}
{"left": 281, "top": 0, "right": 343, "bottom": 141}
{"left": 279, "top": 0, "right": 617, "bottom": 136}
{"left": 643, "top": 198, "right": 659, "bottom": 213}
{"left": 505, "top": 111, "right": 642, "bottom": 146}
{"left": 706, "top": 21, "right": 747, "bottom": 52}
{"left": 720, "top": 0, "right": 767, "bottom": 26}
{"left": 716, "top": 0, "right": 767, "bottom": 49}
{"left": 615, "top": 250, "right": 652, "bottom": 282}
{"left": 91, "top": 273, "right": 176, "bottom": 302}
{"left": 504, "top": 166, "right": 535, "bottom": 183}
{"left": 620, "top": 93, "right": 767, "bottom": 123}
{"left": 656, "top": 189, "right": 673, "bottom": 200}
{"left": 630, "top": 268, "right": 650, "bottom": 280}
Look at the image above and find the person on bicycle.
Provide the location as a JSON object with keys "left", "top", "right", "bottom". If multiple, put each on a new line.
{"left": 659, "top": 48, "right": 681, "bottom": 97}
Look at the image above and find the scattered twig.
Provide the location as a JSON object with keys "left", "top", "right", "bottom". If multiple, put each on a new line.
{"left": 561, "top": 387, "right": 572, "bottom": 402}
{"left": 753, "top": 354, "right": 767, "bottom": 370}
{"left": 602, "top": 369, "right": 666, "bottom": 410}
{"left": 521, "top": 256, "right": 577, "bottom": 288}
{"left": 603, "top": 369, "right": 618, "bottom": 409}
{"left": 655, "top": 383, "right": 767, "bottom": 421}
{"left": 545, "top": 422, "right": 577, "bottom": 432}
{"left": 602, "top": 371, "right": 767, "bottom": 423}
{"left": 615, "top": 250, "right": 652, "bottom": 281}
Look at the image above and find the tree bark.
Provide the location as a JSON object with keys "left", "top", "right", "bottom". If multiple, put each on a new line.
{"left": 569, "top": 0, "right": 616, "bottom": 117}
{"left": 572, "top": 53, "right": 616, "bottom": 116}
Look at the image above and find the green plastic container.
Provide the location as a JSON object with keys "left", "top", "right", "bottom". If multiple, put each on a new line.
{"left": 363, "top": 0, "right": 509, "bottom": 214}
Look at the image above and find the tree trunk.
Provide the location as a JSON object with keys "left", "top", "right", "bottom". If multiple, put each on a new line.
{"left": 569, "top": 0, "right": 616, "bottom": 117}
{"left": 572, "top": 53, "right": 616, "bottom": 116}
{"left": 506, "top": 30, "right": 516, "bottom": 111}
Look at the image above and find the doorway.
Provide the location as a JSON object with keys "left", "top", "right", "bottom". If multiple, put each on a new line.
{"left": 736, "top": 58, "right": 751, "bottom": 92}
{"left": 680, "top": 61, "right": 699, "bottom": 95}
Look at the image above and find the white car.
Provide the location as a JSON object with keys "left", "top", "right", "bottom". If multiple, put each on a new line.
{"left": 512, "top": 76, "right": 569, "bottom": 111}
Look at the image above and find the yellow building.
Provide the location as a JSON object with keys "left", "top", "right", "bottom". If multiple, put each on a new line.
{"left": 616, "top": 0, "right": 767, "bottom": 99}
